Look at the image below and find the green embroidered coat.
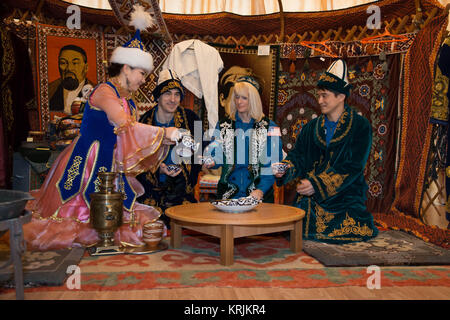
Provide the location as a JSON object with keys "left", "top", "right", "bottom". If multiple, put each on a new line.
{"left": 279, "top": 105, "right": 378, "bottom": 243}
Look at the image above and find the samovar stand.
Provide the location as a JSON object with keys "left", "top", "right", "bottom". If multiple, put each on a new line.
{"left": 88, "top": 245, "right": 123, "bottom": 256}
{"left": 88, "top": 231, "right": 123, "bottom": 256}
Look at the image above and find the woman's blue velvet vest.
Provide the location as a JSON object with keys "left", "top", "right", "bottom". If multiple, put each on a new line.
{"left": 57, "top": 81, "right": 137, "bottom": 211}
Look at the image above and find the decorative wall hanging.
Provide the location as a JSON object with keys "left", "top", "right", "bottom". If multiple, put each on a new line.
{"left": 35, "top": 23, "right": 106, "bottom": 131}
{"left": 107, "top": 0, "right": 172, "bottom": 41}
{"left": 210, "top": 44, "right": 280, "bottom": 121}
{"left": 281, "top": 33, "right": 416, "bottom": 60}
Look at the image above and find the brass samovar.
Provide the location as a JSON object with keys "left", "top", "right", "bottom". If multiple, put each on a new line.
{"left": 89, "top": 172, "right": 123, "bottom": 255}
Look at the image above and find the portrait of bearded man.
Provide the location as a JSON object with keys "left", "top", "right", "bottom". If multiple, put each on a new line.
{"left": 48, "top": 44, "right": 95, "bottom": 114}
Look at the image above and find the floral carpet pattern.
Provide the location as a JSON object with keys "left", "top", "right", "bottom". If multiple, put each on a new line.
{"left": 0, "top": 231, "right": 448, "bottom": 296}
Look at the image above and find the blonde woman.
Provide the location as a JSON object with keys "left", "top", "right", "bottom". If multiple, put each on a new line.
{"left": 203, "top": 76, "right": 283, "bottom": 202}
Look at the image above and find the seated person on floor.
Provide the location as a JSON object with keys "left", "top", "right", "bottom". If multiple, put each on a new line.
{"left": 136, "top": 69, "right": 203, "bottom": 228}
{"left": 272, "top": 59, "right": 378, "bottom": 244}
{"left": 202, "top": 76, "right": 283, "bottom": 202}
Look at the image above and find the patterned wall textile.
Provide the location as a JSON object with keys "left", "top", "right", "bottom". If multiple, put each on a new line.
{"left": 35, "top": 23, "right": 106, "bottom": 131}
{"left": 276, "top": 55, "right": 400, "bottom": 214}
{"left": 391, "top": 13, "right": 449, "bottom": 220}
{"left": 429, "top": 36, "right": 450, "bottom": 228}
{"left": 2, "top": 20, "right": 40, "bottom": 132}
{"left": 107, "top": 0, "right": 172, "bottom": 41}
{"left": 280, "top": 34, "right": 416, "bottom": 60}
{"left": 0, "top": 26, "right": 33, "bottom": 188}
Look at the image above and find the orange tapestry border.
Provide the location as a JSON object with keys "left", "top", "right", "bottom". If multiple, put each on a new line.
{"left": 390, "top": 11, "right": 448, "bottom": 223}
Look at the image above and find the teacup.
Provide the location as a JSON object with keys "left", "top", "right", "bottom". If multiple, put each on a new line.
{"left": 166, "top": 164, "right": 181, "bottom": 173}
{"left": 272, "top": 162, "right": 291, "bottom": 174}
{"left": 143, "top": 220, "right": 164, "bottom": 248}
{"left": 199, "top": 156, "right": 215, "bottom": 166}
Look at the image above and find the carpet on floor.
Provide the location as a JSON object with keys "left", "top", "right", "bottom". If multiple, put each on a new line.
{"left": 303, "top": 230, "right": 450, "bottom": 267}
{"left": 0, "top": 246, "right": 85, "bottom": 288}
{"left": 0, "top": 230, "right": 448, "bottom": 296}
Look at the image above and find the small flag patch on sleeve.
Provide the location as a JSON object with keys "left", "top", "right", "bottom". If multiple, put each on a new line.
{"left": 268, "top": 126, "right": 281, "bottom": 136}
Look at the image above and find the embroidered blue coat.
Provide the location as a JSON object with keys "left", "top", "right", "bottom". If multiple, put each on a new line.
{"left": 57, "top": 81, "right": 138, "bottom": 211}
{"left": 209, "top": 113, "right": 283, "bottom": 202}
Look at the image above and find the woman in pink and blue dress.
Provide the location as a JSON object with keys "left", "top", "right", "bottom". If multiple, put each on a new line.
{"left": 23, "top": 5, "right": 181, "bottom": 250}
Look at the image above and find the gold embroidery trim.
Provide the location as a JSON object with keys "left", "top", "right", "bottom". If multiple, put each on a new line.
{"left": 160, "top": 81, "right": 183, "bottom": 97}
{"left": 328, "top": 213, "right": 374, "bottom": 238}
{"left": 304, "top": 197, "right": 311, "bottom": 237}
{"left": 319, "top": 74, "right": 338, "bottom": 83}
{"left": 114, "top": 119, "right": 136, "bottom": 135}
{"left": 63, "top": 156, "right": 83, "bottom": 190}
{"left": 317, "top": 170, "right": 349, "bottom": 197}
{"left": 430, "top": 66, "right": 449, "bottom": 122}
{"left": 308, "top": 171, "right": 326, "bottom": 199}
{"left": 316, "top": 110, "right": 353, "bottom": 146}
{"left": 127, "top": 38, "right": 147, "bottom": 52}
{"left": 93, "top": 166, "right": 108, "bottom": 192}
{"left": 315, "top": 204, "right": 334, "bottom": 233}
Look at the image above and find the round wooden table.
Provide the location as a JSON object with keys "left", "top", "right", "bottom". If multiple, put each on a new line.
{"left": 165, "top": 202, "right": 305, "bottom": 266}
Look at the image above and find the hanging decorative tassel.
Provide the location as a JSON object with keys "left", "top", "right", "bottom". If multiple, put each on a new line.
{"left": 367, "top": 59, "right": 374, "bottom": 72}
{"left": 303, "top": 48, "right": 311, "bottom": 72}
{"left": 379, "top": 51, "right": 388, "bottom": 72}
{"left": 354, "top": 44, "right": 362, "bottom": 74}
{"left": 289, "top": 49, "right": 296, "bottom": 74}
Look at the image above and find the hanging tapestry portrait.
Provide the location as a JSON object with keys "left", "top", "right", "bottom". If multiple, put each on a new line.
{"left": 276, "top": 54, "right": 402, "bottom": 214}
{"left": 211, "top": 44, "right": 280, "bottom": 121}
{"left": 36, "top": 23, "right": 106, "bottom": 131}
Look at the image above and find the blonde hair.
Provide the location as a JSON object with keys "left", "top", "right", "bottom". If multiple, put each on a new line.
{"left": 228, "top": 81, "right": 264, "bottom": 121}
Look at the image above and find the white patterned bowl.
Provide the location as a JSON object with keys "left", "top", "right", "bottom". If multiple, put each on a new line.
{"left": 211, "top": 196, "right": 261, "bottom": 213}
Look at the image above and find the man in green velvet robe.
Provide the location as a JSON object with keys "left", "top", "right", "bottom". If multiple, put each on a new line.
{"left": 273, "top": 59, "right": 378, "bottom": 244}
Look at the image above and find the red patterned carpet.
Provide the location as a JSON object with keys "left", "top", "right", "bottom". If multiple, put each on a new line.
{"left": 1, "top": 231, "right": 448, "bottom": 299}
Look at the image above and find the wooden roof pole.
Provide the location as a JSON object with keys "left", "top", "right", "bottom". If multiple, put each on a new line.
{"left": 413, "top": 0, "right": 424, "bottom": 30}
{"left": 278, "top": 0, "right": 285, "bottom": 43}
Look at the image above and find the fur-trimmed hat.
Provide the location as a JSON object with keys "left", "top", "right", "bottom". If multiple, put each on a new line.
{"left": 317, "top": 59, "right": 352, "bottom": 97}
{"left": 153, "top": 69, "right": 185, "bottom": 101}
{"left": 110, "top": 4, "right": 155, "bottom": 72}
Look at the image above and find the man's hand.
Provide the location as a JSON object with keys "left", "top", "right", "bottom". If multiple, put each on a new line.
{"left": 296, "top": 179, "right": 315, "bottom": 196}
{"left": 249, "top": 189, "right": 264, "bottom": 200}
{"left": 163, "top": 127, "right": 181, "bottom": 145}
{"left": 159, "top": 163, "right": 182, "bottom": 177}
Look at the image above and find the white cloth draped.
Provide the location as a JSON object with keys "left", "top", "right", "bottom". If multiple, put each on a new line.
{"left": 162, "top": 39, "right": 223, "bottom": 131}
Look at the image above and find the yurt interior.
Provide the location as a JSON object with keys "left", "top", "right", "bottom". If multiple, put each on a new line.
{"left": 0, "top": 0, "right": 449, "bottom": 304}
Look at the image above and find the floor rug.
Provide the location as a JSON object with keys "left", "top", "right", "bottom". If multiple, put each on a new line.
{"left": 0, "top": 247, "right": 85, "bottom": 287}
{"left": 303, "top": 230, "right": 450, "bottom": 267}
{"left": 0, "top": 232, "right": 448, "bottom": 297}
